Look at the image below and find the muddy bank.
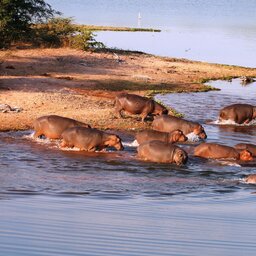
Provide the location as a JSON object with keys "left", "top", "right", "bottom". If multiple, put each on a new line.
{"left": 0, "top": 48, "right": 256, "bottom": 131}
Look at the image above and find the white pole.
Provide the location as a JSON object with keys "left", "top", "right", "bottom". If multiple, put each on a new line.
{"left": 138, "top": 12, "right": 142, "bottom": 28}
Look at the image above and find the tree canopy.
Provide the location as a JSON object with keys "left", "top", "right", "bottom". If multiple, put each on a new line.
{"left": 0, "top": 0, "right": 59, "bottom": 48}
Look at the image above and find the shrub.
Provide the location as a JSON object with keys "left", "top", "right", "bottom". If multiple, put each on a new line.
{"left": 32, "top": 17, "right": 76, "bottom": 47}
{"left": 69, "top": 28, "right": 105, "bottom": 50}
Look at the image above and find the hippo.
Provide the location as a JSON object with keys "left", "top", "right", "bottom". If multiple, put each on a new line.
{"left": 135, "top": 129, "right": 187, "bottom": 145}
{"left": 33, "top": 115, "right": 91, "bottom": 139}
{"left": 137, "top": 140, "right": 188, "bottom": 165}
{"left": 61, "top": 127, "right": 124, "bottom": 152}
{"left": 114, "top": 93, "right": 168, "bottom": 122}
{"left": 152, "top": 115, "right": 207, "bottom": 139}
{"left": 245, "top": 174, "right": 256, "bottom": 184}
{"left": 219, "top": 104, "right": 256, "bottom": 124}
{"left": 235, "top": 143, "right": 256, "bottom": 156}
{"left": 194, "top": 143, "right": 253, "bottom": 161}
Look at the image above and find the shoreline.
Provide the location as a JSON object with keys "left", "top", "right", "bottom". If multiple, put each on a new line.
{"left": 1, "top": 47, "right": 256, "bottom": 132}
{"left": 76, "top": 24, "right": 161, "bottom": 32}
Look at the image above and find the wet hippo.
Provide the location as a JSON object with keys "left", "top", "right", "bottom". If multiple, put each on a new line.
{"left": 245, "top": 174, "right": 256, "bottom": 184}
{"left": 152, "top": 115, "right": 207, "bottom": 139}
{"left": 235, "top": 143, "right": 256, "bottom": 156}
{"left": 135, "top": 129, "right": 187, "bottom": 145}
{"left": 219, "top": 104, "right": 256, "bottom": 124}
{"left": 61, "top": 127, "right": 124, "bottom": 152}
{"left": 33, "top": 115, "right": 91, "bottom": 139}
{"left": 194, "top": 143, "right": 253, "bottom": 161}
{"left": 115, "top": 93, "right": 168, "bottom": 122}
{"left": 137, "top": 140, "right": 188, "bottom": 165}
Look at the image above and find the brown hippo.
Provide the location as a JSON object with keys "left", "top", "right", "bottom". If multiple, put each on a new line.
{"left": 137, "top": 140, "right": 188, "bottom": 165}
{"left": 235, "top": 143, "right": 256, "bottom": 156}
{"left": 245, "top": 174, "right": 256, "bottom": 184}
{"left": 219, "top": 104, "right": 256, "bottom": 124}
{"left": 61, "top": 127, "right": 124, "bottom": 152}
{"left": 135, "top": 129, "right": 187, "bottom": 145}
{"left": 115, "top": 93, "right": 168, "bottom": 122}
{"left": 152, "top": 115, "right": 207, "bottom": 139}
{"left": 33, "top": 115, "right": 91, "bottom": 139}
{"left": 194, "top": 143, "right": 253, "bottom": 161}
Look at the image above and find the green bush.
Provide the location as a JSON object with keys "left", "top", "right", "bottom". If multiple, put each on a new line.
{"left": 33, "top": 17, "right": 76, "bottom": 47}
{"left": 69, "top": 28, "right": 105, "bottom": 50}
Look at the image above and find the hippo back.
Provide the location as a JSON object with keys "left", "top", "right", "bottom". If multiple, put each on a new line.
{"left": 194, "top": 143, "right": 239, "bottom": 159}
{"left": 137, "top": 140, "right": 187, "bottom": 164}
{"left": 33, "top": 115, "right": 90, "bottom": 139}
{"left": 116, "top": 93, "right": 153, "bottom": 114}
{"left": 61, "top": 127, "right": 102, "bottom": 146}
{"left": 135, "top": 130, "right": 169, "bottom": 144}
{"left": 152, "top": 115, "right": 197, "bottom": 134}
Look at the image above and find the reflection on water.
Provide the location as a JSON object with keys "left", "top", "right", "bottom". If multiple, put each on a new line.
{"left": 1, "top": 79, "right": 256, "bottom": 255}
{"left": 2, "top": 196, "right": 256, "bottom": 256}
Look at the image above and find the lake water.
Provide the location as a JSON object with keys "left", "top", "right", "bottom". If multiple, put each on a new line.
{"left": 1, "top": 79, "right": 256, "bottom": 255}
{"left": 47, "top": 0, "right": 256, "bottom": 67}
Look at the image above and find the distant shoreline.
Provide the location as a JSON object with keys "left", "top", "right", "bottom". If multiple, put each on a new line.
{"left": 76, "top": 24, "right": 161, "bottom": 32}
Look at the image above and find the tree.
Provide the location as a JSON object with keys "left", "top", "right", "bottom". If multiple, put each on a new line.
{"left": 0, "top": 0, "right": 59, "bottom": 48}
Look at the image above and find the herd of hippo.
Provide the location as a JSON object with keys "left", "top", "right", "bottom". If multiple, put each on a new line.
{"left": 32, "top": 93, "right": 256, "bottom": 183}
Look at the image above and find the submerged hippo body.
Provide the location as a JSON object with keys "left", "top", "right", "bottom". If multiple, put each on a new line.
{"left": 194, "top": 143, "right": 253, "bottom": 161}
{"left": 245, "top": 174, "right": 256, "bottom": 184}
{"left": 152, "top": 115, "right": 207, "bottom": 139}
{"left": 235, "top": 143, "right": 256, "bottom": 156}
{"left": 115, "top": 93, "right": 168, "bottom": 122}
{"left": 61, "top": 127, "right": 124, "bottom": 152}
{"left": 135, "top": 129, "right": 187, "bottom": 145}
{"left": 137, "top": 140, "right": 188, "bottom": 165}
{"left": 219, "top": 104, "right": 256, "bottom": 124}
{"left": 33, "top": 115, "right": 91, "bottom": 139}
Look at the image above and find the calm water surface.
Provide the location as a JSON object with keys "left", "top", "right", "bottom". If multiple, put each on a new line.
{"left": 1, "top": 79, "right": 256, "bottom": 255}
{"left": 48, "top": 0, "right": 256, "bottom": 67}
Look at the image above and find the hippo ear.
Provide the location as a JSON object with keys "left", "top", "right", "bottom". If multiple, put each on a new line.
{"left": 163, "top": 109, "right": 168, "bottom": 115}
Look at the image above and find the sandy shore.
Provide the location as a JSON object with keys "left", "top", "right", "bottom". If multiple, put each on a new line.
{"left": 0, "top": 48, "right": 256, "bottom": 131}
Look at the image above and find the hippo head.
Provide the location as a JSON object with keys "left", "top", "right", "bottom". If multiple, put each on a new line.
{"left": 153, "top": 102, "right": 168, "bottom": 116}
{"left": 245, "top": 174, "right": 256, "bottom": 184}
{"left": 173, "top": 148, "right": 188, "bottom": 166}
{"left": 105, "top": 135, "right": 124, "bottom": 151}
{"left": 239, "top": 150, "right": 253, "bottom": 161}
{"left": 169, "top": 129, "right": 187, "bottom": 143}
{"left": 193, "top": 125, "right": 207, "bottom": 139}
